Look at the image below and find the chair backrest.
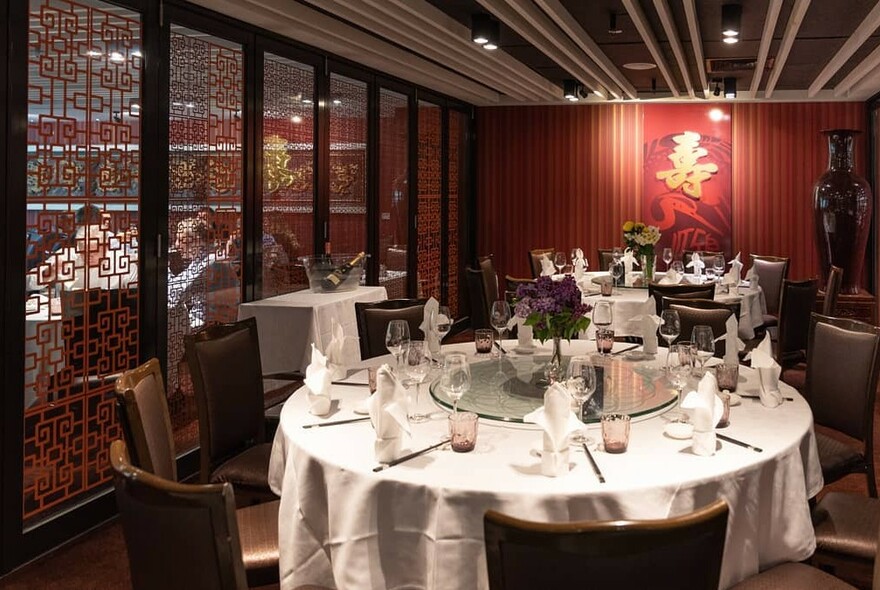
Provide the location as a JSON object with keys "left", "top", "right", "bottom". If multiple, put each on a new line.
{"left": 528, "top": 248, "right": 555, "bottom": 278}
{"left": 777, "top": 279, "right": 819, "bottom": 364}
{"left": 478, "top": 255, "right": 500, "bottom": 308}
{"left": 466, "top": 267, "right": 492, "bottom": 329}
{"left": 504, "top": 275, "right": 535, "bottom": 305}
{"left": 806, "top": 313, "right": 880, "bottom": 443}
{"left": 110, "top": 440, "right": 247, "bottom": 590}
{"left": 822, "top": 265, "right": 844, "bottom": 316}
{"left": 115, "top": 358, "right": 177, "bottom": 482}
{"left": 597, "top": 248, "right": 615, "bottom": 271}
{"left": 647, "top": 283, "right": 716, "bottom": 316}
{"left": 749, "top": 255, "right": 790, "bottom": 315}
{"left": 484, "top": 500, "right": 728, "bottom": 590}
{"left": 354, "top": 298, "right": 426, "bottom": 360}
{"left": 185, "top": 317, "right": 266, "bottom": 482}
{"left": 667, "top": 301, "right": 734, "bottom": 357}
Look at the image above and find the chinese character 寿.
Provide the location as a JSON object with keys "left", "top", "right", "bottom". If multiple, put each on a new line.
{"left": 655, "top": 131, "right": 719, "bottom": 199}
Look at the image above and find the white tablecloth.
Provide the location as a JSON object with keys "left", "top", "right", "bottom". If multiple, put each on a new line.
{"left": 269, "top": 340, "right": 822, "bottom": 590}
{"left": 238, "top": 286, "right": 388, "bottom": 374}
{"left": 578, "top": 272, "right": 766, "bottom": 340}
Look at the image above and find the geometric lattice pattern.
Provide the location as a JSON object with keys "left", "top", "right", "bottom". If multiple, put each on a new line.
{"left": 167, "top": 27, "right": 242, "bottom": 454}
{"left": 447, "top": 111, "right": 465, "bottom": 318}
{"left": 24, "top": 0, "right": 141, "bottom": 525}
{"left": 417, "top": 101, "right": 442, "bottom": 301}
{"left": 261, "top": 54, "right": 315, "bottom": 298}
{"left": 378, "top": 88, "right": 408, "bottom": 299}
{"left": 328, "top": 73, "right": 367, "bottom": 255}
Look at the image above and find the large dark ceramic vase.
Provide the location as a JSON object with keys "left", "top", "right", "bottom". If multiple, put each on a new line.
{"left": 813, "top": 129, "right": 872, "bottom": 294}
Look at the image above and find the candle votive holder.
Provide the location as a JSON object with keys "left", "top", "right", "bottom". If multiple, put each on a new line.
{"left": 715, "top": 363, "right": 739, "bottom": 392}
{"left": 474, "top": 329, "right": 494, "bottom": 355}
{"left": 448, "top": 411, "right": 479, "bottom": 452}
{"left": 601, "top": 413, "right": 631, "bottom": 453}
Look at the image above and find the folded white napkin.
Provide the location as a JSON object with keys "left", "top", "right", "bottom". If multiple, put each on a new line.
{"left": 304, "top": 343, "right": 333, "bottom": 416}
{"left": 744, "top": 264, "right": 760, "bottom": 289}
{"left": 573, "top": 248, "right": 587, "bottom": 280}
{"left": 324, "top": 318, "right": 348, "bottom": 381}
{"left": 369, "top": 364, "right": 411, "bottom": 462}
{"left": 746, "top": 333, "right": 782, "bottom": 407}
{"left": 723, "top": 252, "right": 743, "bottom": 285}
{"left": 681, "top": 372, "right": 724, "bottom": 456}
{"left": 631, "top": 298, "right": 660, "bottom": 354}
{"left": 720, "top": 314, "right": 745, "bottom": 366}
{"left": 686, "top": 252, "right": 705, "bottom": 275}
{"left": 658, "top": 268, "right": 684, "bottom": 285}
{"left": 540, "top": 253, "right": 555, "bottom": 277}
{"left": 507, "top": 315, "right": 534, "bottom": 348}
{"left": 420, "top": 297, "right": 441, "bottom": 358}
{"left": 622, "top": 248, "right": 639, "bottom": 286}
{"left": 523, "top": 383, "right": 584, "bottom": 476}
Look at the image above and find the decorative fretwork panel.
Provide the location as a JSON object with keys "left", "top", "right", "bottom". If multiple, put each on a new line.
{"left": 379, "top": 89, "right": 408, "bottom": 299}
{"left": 447, "top": 111, "right": 466, "bottom": 318}
{"left": 167, "top": 27, "right": 242, "bottom": 454}
{"left": 417, "top": 102, "right": 442, "bottom": 301}
{"left": 329, "top": 73, "right": 367, "bottom": 256}
{"left": 24, "top": 0, "right": 141, "bottom": 526}
{"left": 262, "top": 54, "right": 314, "bottom": 298}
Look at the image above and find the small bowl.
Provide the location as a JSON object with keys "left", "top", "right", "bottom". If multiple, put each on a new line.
{"left": 664, "top": 420, "right": 694, "bottom": 440}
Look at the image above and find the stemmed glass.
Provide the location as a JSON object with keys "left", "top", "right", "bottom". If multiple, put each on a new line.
{"left": 490, "top": 300, "right": 511, "bottom": 356}
{"left": 385, "top": 319, "right": 410, "bottom": 372}
{"left": 592, "top": 301, "right": 613, "bottom": 355}
{"left": 609, "top": 260, "right": 623, "bottom": 289}
{"left": 713, "top": 255, "right": 725, "bottom": 280}
{"left": 659, "top": 309, "right": 681, "bottom": 350}
{"left": 433, "top": 305, "right": 453, "bottom": 361}
{"left": 667, "top": 342, "right": 695, "bottom": 420}
{"left": 612, "top": 247, "right": 623, "bottom": 263}
{"left": 554, "top": 252, "right": 568, "bottom": 275}
{"left": 441, "top": 352, "right": 471, "bottom": 415}
{"left": 671, "top": 260, "right": 685, "bottom": 275}
{"left": 566, "top": 355, "right": 598, "bottom": 444}
{"left": 662, "top": 247, "right": 674, "bottom": 271}
{"left": 691, "top": 325, "right": 715, "bottom": 376}
{"left": 404, "top": 341, "right": 431, "bottom": 423}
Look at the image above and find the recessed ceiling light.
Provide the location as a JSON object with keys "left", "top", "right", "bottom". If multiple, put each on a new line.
{"left": 723, "top": 36, "right": 739, "bottom": 44}
{"left": 623, "top": 62, "right": 656, "bottom": 71}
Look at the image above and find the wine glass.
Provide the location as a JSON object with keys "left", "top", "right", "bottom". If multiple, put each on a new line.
{"left": 609, "top": 261, "right": 623, "bottom": 288}
{"left": 713, "top": 255, "right": 725, "bottom": 279}
{"left": 691, "top": 325, "right": 715, "bottom": 375}
{"left": 612, "top": 246, "right": 623, "bottom": 262}
{"left": 441, "top": 352, "right": 471, "bottom": 415}
{"left": 404, "top": 341, "right": 431, "bottom": 423}
{"left": 385, "top": 319, "right": 410, "bottom": 372}
{"left": 434, "top": 305, "right": 453, "bottom": 359}
{"left": 667, "top": 342, "right": 695, "bottom": 420}
{"left": 554, "top": 252, "right": 568, "bottom": 275}
{"left": 662, "top": 247, "right": 674, "bottom": 271}
{"left": 490, "top": 300, "right": 511, "bottom": 356}
{"left": 705, "top": 262, "right": 717, "bottom": 282}
{"left": 671, "top": 260, "right": 685, "bottom": 275}
{"left": 659, "top": 309, "right": 681, "bottom": 349}
{"left": 566, "top": 355, "right": 597, "bottom": 444}
{"left": 592, "top": 301, "right": 613, "bottom": 355}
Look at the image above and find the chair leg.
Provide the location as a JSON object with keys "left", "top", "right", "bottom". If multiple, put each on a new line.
{"left": 868, "top": 460, "right": 878, "bottom": 498}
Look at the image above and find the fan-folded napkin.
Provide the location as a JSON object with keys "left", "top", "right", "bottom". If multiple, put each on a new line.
{"left": 420, "top": 297, "right": 442, "bottom": 358}
{"left": 686, "top": 252, "right": 705, "bottom": 276}
{"left": 540, "top": 254, "right": 555, "bottom": 277}
{"left": 573, "top": 248, "right": 587, "bottom": 279}
{"left": 304, "top": 343, "right": 333, "bottom": 415}
{"left": 680, "top": 372, "right": 724, "bottom": 456}
{"left": 369, "top": 364, "right": 411, "bottom": 462}
{"left": 658, "top": 268, "right": 684, "bottom": 285}
{"left": 507, "top": 315, "right": 534, "bottom": 348}
{"left": 723, "top": 252, "right": 743, "bottom": 285}
{"left": 746, "top": 333, "right": 782, "bottom": 407}
{"left": 622, "top": 248, "right": 639, "bottom": 287}
{"left": 523, "top": 383, "right": 584, "bottom": 476}
{"left": 720, "top": 314, "right": 745, "bottom": 366}
{"left": 745, "top": 264, "right": 760, "bottom": 289}
{"left": 324, "top": 318, "right": 348, "bottom": 381}
{"left": 631, "top": 298, "right": 660, "bottom": 354}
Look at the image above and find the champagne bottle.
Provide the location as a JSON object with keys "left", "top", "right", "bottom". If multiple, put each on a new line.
{"left": 321, "top": 251, "right": 365, "bottom": 291}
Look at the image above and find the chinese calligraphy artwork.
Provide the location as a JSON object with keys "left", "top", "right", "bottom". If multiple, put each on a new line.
{"left": 643, "top": 105, "right": 732, "bottom": 258}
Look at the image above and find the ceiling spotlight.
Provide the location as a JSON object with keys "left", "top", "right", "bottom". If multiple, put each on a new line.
{"left": 608, "top": 12, "right": 623, "bottom": 35}
{"left": 724, "top": 77, "right": 737, "bottom": 99}
{"left": 563, "top": 79, "right": 582, "bottom": 102}
{"left": 722, "top": 4, "right": 741, "bottom": 38}
{"left": 471, "top": 13, "right": 500, "bottom": 49}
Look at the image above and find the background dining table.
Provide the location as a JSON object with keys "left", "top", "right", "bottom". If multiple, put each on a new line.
{"left": 269, "top": 339, "right": 821, "bottom": 590}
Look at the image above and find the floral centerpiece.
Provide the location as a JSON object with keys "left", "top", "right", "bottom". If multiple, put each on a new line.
{"left": 514, "top": 276, "right": 592, "bottom": 371}
{"left": 622, "top": 221, "right": 662, "bottom": 281}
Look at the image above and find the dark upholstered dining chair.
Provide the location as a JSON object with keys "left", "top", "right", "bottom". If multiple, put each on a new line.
{"left": 467, "top": 267, "right": 492, "bottom": 330}
{"left": 806, "top": 313, "right": 880, "bottom": 497}
{"left": 354, "top": 298, "right": 426, "bottom": 360}
{"left": 484, "top": 500, "right": 729, "bottom": 590}
{"left": 647, "top": 283, "right": 716, "bottom": 316}
{"left": 528, "top": 247, "right": 555, "bottom": 278}
{"left": 822, "top": 265, "right": 844, "bottom": 317}
{"left": 597, "top": 248, "right": 616, "bottom": 271}
{"left": 666, "top": 300, "right": 735, "bottom": 357}
{"left": 185, "top": 318, "right": 276, "bottom": 505}
{"left": 749, "top": 254, "right": 790, "bottom": 328}
{"left": 776, "top": 279, "right": 818, "bottom": 366}
{"left": 808, "top": 491, "right": 880, "bottom": 587}
{"left": 504, "top": 275, "right": 534, "bottom": 306}
{"left": 477, "top": 255, "right": 500, "bottom": 308}
{"left": 110, "top": 439, "right": 282, "bottom": 589}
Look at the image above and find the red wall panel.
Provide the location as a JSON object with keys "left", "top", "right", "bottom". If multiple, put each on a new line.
{"left": 477, "top": 102, "right": 867, "bottom": 285}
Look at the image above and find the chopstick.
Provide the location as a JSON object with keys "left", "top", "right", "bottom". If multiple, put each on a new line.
{"left": 494, "top": 340, "right": 508, "bottom": 355}
{"left": 331, "top": 381, "right": 370, "bottom": 387}
{"left": 582, "top": 443, "right": 606, "bottom": 483}
{"left": 739, "top": 393, "right": 795, "bottom": 402}
{"left": 302, "top": 416, "right": 370, "bottom": 429}
{"left": 373, "top": 439, "right": 449, "bottom": 472}
{"left": 716, "top": 433, "right": 763, "bottom": 453}
{"left": 611, "top": 344, "right": 640, "bottom": 356}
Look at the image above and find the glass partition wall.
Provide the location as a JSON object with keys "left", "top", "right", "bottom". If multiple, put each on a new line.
{"left": 2, "top": 0, "right": 472, "bottom": 571}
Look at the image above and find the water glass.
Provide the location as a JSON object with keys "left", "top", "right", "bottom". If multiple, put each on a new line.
{"left": 601, "top": 413, "right": 631, "bottom": 453}
{"left": 714, "top": 255, "right": 725, "bottom": 278}
{"left": 385, "top": 319, "right": 410, "bottom": 371}
{"left": 490, "top": 300, "right": 511, "bottom": 356}
{"left": 405, "top": 341, "right": 431, "bottom": 423}
{"left": 566, "top": 356, "right": 597, "bottom": 442}
{"left": 715, "top": 363, "right": 739, "bottom": 391}
{"left": 691, "top": 325, "right": 715, "bottom": 374}
{"left": 596, "top": 328, "right": 615, "bottom": 355}
{"left": 662, "top": 247, "right": 674, "bottom": 270}
{"left": 448, "top": 411, "right": 478, "bottom": 452}
{"left": 474, "top": 328, "right": 494, "bottom": 355}
{"left": 659, "top": 309, "right": 681, "bottom": 348}
{"left": 600, "top": 279, "right": 614, "bottom": 296}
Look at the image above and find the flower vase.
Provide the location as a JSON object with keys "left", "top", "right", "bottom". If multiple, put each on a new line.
{"left": 641, "top": 254, "right": 656, "bottom": 282}
{"left": 543, "top": 336, "right": 564, "bottom": 384}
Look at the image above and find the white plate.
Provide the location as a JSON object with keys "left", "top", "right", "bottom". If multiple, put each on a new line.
{"left": 352, "top": 398, "right": 371, "bottom": 415}
{"left": 512, "top": 346, "right": 537, "bottom": 355}
{"left": 664, "top": 421, "right": 694, "bottom": 439}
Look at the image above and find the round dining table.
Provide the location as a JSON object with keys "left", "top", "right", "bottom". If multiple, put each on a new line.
{"left": 268, "top": 339, "right": 822, "bottom": 590}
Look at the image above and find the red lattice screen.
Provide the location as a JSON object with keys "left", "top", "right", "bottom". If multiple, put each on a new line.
{"left": 24, "top": 0, "right": 141, "bottom": 525}
{"left": 417, "top": 102, "right": 442, "bottom": 300}
{"left": 378, "top": 88, "right": 409, "bottom": 299}
{"left": 447, "top": 111, "right": 467, "bottom": 317}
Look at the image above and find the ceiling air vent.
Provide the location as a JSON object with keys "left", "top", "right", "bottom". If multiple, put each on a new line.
{"left": 706, "top": 57, "right": 774, "bottom": 74}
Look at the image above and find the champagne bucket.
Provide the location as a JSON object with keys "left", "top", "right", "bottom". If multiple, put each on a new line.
{"left": 301, "top": 254, "right": 367, "bottom": 293}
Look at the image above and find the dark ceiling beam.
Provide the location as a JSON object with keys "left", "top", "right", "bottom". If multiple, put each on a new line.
{"left": 808, "top": 0, "right": 880, "bottom": 97}
{"left": 620, "top": 0, "right": 680, "bottom": 97}
{"left": 653, "top": 0, "right": 695, "bottom": 98}
{"left": 750, "top": 0, "right": 783, "bottom": 96}
{"left": 681, "top": 0, "right": 708, "bottom": 98}
{"left": 764, "top": 0, "right": 812, "bottom": 99}
{"left": 533, "top": 0, "right": 638, "bottom": 100}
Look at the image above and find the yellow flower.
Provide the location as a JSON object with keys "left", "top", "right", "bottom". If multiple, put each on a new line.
{"left": 622, "top": 221, "right": 634, "bottom": 232}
